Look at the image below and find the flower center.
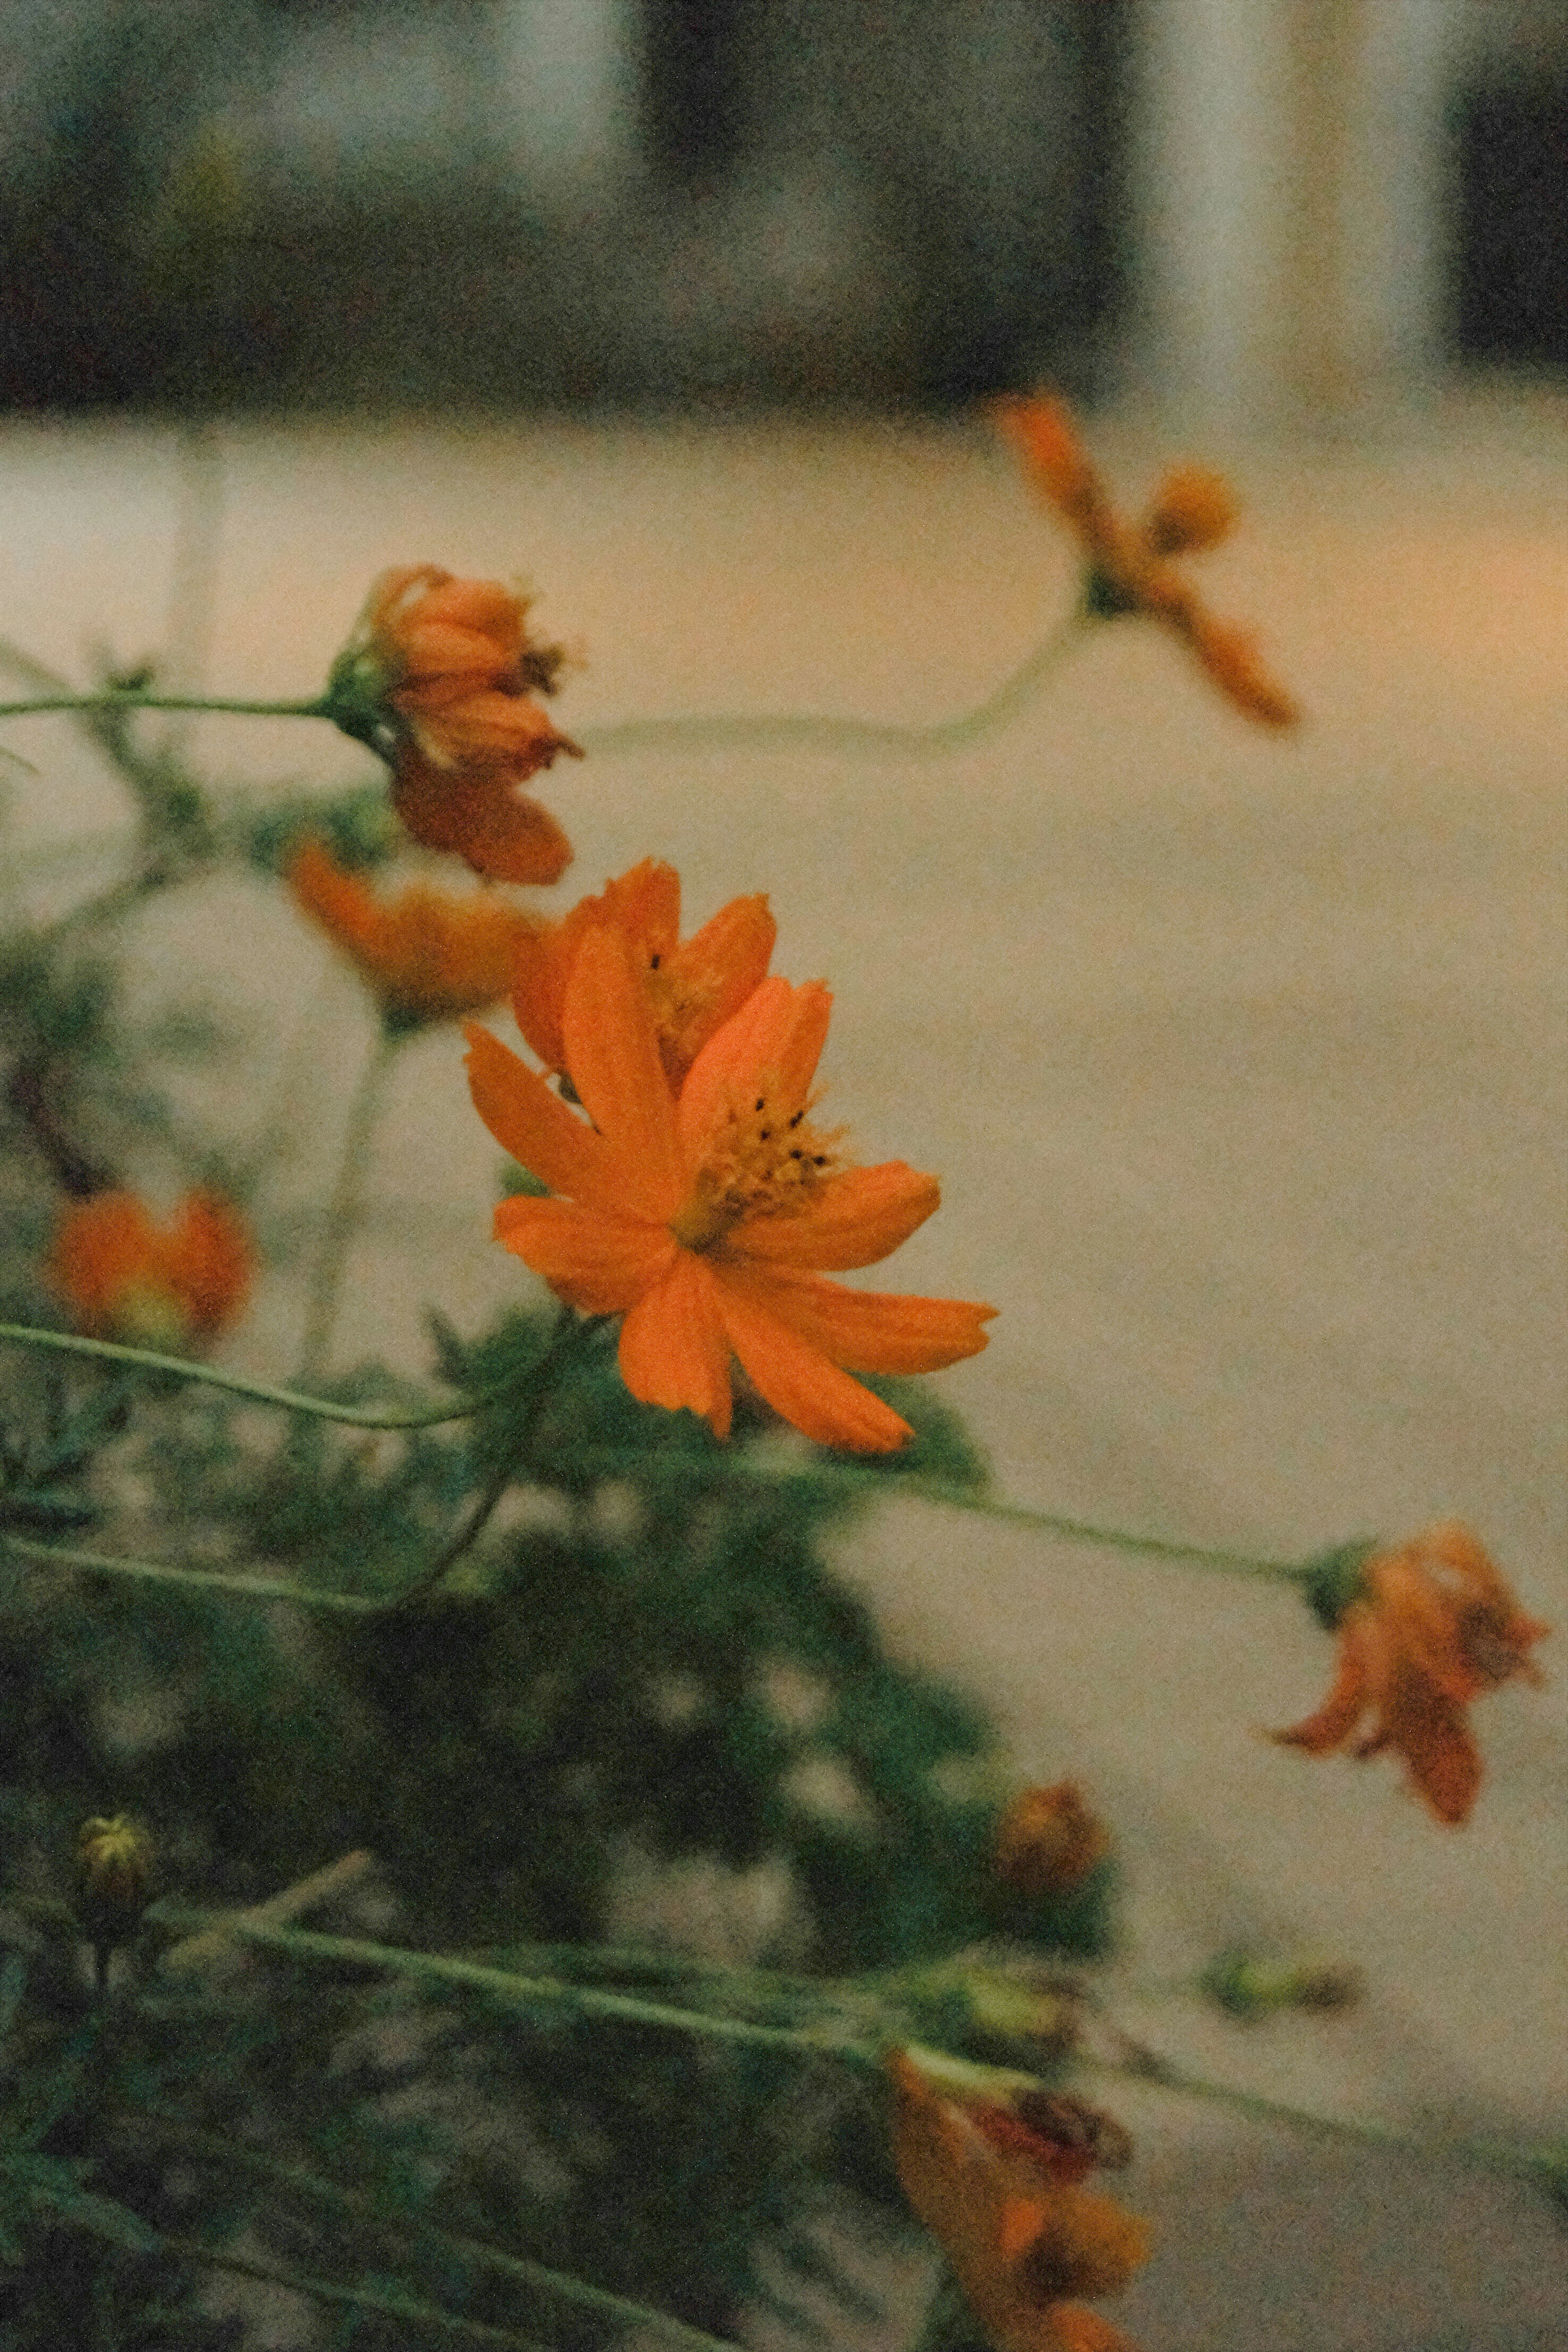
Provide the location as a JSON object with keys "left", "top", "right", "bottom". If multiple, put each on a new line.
{"left": 669, "top": 1080, "right": 840, "bottom": 1252}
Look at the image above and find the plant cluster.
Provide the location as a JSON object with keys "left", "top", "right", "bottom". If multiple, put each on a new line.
{"left": 0, "top": 398, "right": 1554, "bottom": 2350}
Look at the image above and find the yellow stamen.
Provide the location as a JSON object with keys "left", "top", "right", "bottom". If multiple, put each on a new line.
{"left": 670, "top": 1080, "right": 842, "bottom": 1252}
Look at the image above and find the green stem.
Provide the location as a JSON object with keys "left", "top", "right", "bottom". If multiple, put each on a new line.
{"left": 169, "top": 1916, "right": 881, "bottom": 2069}
{"left": 380, "top": 1306, "right": 604, "bottom": 1612}
{"left": 2, "top": 1533, "right": 381, "bottom": 1615}
{"left": 295, "top": 1027, "right": 400, "bottom": 1386}
{"left": 538, "top": 1446, "right": 1310, "bottom": 1584}
{"left": 1084, "top": 2050, "right": 1561, "bottom": 2194}
{"left": 0, "top": 693, "right": 330, "bottom": 720}
{"left": 119, "top": 2113, "right": 745, "bottom": 2352}
{"left": 0, "top": 1322, "right": 498, "bottom": 1427}
{"left": 153, "top": 2233, "right": 554, "bottom": 2350}
{"left": 577, "top": 614, "right": 1082, "bottom": 763}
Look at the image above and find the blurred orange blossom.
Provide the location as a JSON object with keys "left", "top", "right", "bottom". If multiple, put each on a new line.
{"left": 465, "top": 922, "right": 993, "bottom": 1451}
{"left": 512, "top": 858, "right": 775, "bottom": 1090}
{"left": 995, "top": 393, "right": 1300, "bottom": 730}
{"left": 1271, "top": 1521, "right": 1548, "bottom": 1824}
{"left": 49, "top": 1189, "right": 252, "bottom": 1351}
{"left": 289, "top": 838, "right": 537, "bottom": 1031}
{"left": 889, "top": 2049, "right": 1149, "bottom": 2352}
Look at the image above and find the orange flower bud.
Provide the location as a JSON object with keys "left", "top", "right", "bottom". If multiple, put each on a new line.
{"left": 995, "top": 1782, "right": 1111, "bottom": 1900}
{"left": 1143, "top": 464, "right": 1239, "bottom": 557}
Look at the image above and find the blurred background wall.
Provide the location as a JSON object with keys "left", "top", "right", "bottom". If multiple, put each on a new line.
{"left": 0, "top": 0, "right": 1562, "bottom": 418}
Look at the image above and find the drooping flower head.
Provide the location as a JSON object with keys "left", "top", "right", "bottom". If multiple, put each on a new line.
{"left": 324, "top": 566, "right": 582, "bottom": 884}
{"left": 1271, "top": 1521, "right": 1548, "bottom": 1824}
{"left": 465, "top": 915, "right": 994, "bottom": 1452}
{"left": 289, "top": 837, "right": 540, "bottom": 1033}
{"left": 994, "top": 393, "right": 1299, "bottom": 730}
{"left": 512, "top": 858, "right": 776, "bottom": 1090}
{"left": 49, "top": 1189, "right": 252, "bottom": 1351}
{"left": 888, "top": 2048, "right": 1149, "bottom": 2352}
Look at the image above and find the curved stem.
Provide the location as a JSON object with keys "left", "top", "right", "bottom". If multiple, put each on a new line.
{"left": 0, "top": 1322, "right": 498, "bottom": 1428}
{"left": 295, "top": 1027, "right": 400, "bottom": 1387}
{"left": 150, "top": 2234, "right": 553, "bottom": 2350}
{"left": 2, "top": 1533, "right": 382, "bottom": 1615}
{"left": 530, "top": 1445, "right": 1311, "bottom": 1584}
{"left": 380, "top": 1307, "right": 603, "bottom": 1612}
{"left": 118, "top": 2111, "right": 746, "bottom": 2352}
{"left": 0, "top": 692, "right": 330, "bottom": 720}
{"left": 577, "top": 613, "right": 1082, "bottom": 763}
{"left": 168, "top": 1915, "right": 882, "bottom": 2071}
{"left": 1081, "top": 2048, "right": 1561, "bottom": 2194}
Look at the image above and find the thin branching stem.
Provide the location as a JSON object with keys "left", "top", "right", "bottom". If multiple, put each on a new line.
{"left": 523, "top": 1445, "right": 1312, "bottom": 1584}
{"left": 0, "top": 1323, "right": 498, "bottom": 1427}
{"left": 378, "top": 1306, "right": 604, "bottom": 1613}
{"left": 176, "top": 1916, "right": 882, "bottom": 2069}
{"left": 295, "top": 1026, "right": 401, "bottom": 1386}
{"left": 2, "top": 1533, "right": 382, "bottom": 1615}
{"left": 152, "top": 2232, "right": 556, "bottom": 2349}
{"left": 577, "top": 613, "right": 1082, "bottom": 762}
{"left": 119, "top": 2113, "right": 747, "bottom": 2352}
{"left": 0, "top": 693, "right": 330, "bottom": 720}
{"left": 1080, "top": 2049, "right": 1561, "bottom": 2195}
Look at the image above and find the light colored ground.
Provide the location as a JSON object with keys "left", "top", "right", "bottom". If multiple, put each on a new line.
{"left": 4, "top": 386, "right": 1566, "bottom": 2349}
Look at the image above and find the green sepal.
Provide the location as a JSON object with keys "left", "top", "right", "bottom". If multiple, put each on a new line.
{"left": 1301, "top": 1537, "right": 1379, "bottom": 1630}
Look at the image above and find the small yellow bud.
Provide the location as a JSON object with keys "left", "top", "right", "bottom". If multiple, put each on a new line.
{"left": 75, "top": 1815, "right": 154, "bottom": 1949}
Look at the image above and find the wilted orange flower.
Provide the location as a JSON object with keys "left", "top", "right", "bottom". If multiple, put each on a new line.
{"left": 995, "top": 393, "right": 1299, "bottom": 729}
{"left": 49, "top": 1189, "right": 252, "bottom": 1351}
{"left": 1271, "top": 1521, "right": 1548, "bottom": 1825}
{"left": 289, "top": 837, "right": 537, "bottom": 1031}
{"left": 889, "top": 2049, "right": 1149, "bottom": 2352}
{"left": 465, "top": 922, "right": 994, "bottom": 1452}
{"left": 327, "top": 566, "right": 581, "bottom": 885}
{"left": 512, "top": 858, "right": 776, "bottom": 1089}
{"left": 995, "top": 1782, "right": 1111, "bottom": 1900}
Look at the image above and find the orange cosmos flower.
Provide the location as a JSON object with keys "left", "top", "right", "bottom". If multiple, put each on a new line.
{"left": 1271, "top": 1521, "right": 1549, "bottom": 1825}
{"left": 327, "top": 566, "right": 581, "bottom": 886}
{"left": 512, "top": 858, "right": 776, "bottom": 1090}
{"left": 888, "top": 2050, "right": 1149, "bottom": 2352}
{"left": 994, "top": 393, "right": 1299, "bottom": 729}
{"left": 49, "top": 1189, "right": 252, "bottom": 1351}
{"left": 465, "top": 923, "right": 994, "bottom": 1452}
{"left": 288, "top": 837, "right": 538, "bottom": 1032}
{"left": 994, "top": 1783, "right": 1111, "bottom": 1901}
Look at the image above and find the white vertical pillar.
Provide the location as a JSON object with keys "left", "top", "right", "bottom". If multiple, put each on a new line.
{"left": 1127, "top": 0, "right": 1461, "bottom": 431}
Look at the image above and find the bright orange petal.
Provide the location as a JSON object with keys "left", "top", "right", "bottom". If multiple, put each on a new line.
{"left": 1269, "top": 1614, "right": 1375, "bottom": 1755}
{"left": 560, "top": 926, "right": 685, "bottom": 1220}
{"left": 510, "top": 920, "right": 570, "bottom": 1069}
{"left": 994, "top": 394, "right": 1099, "bottom": 518}
{"left": 593, "top": 858, "right": 682, "bottom": 955}
{"left": 678, "top": 976, "right": 832, "bottom": 1167}
{"left": 493, "top": 1196, "right": 674, "bottom": 1315}
{"left": 710, "top": 1272, "right": 914, "bottom": 1452}
{"left": 463, "top": 1024, "right": 624, "bottom": 1213}
{"left": 617, "top": 1253, "right": 734, "bottom": 1436}
{"left": 392, "top": 760, "right": 574, "bottom": 884}
{"left": 721, "top": 1258, "right": 995, "bottom": 1374}
{"left": 672, "top": 892, "right": 777, "bottom": 1053}
{"left": 739, "top": 1162, "right": 941, "bottom": 1270}
{"left": 1378, "top": 1664, "right": 1481, "bottom": 1826}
